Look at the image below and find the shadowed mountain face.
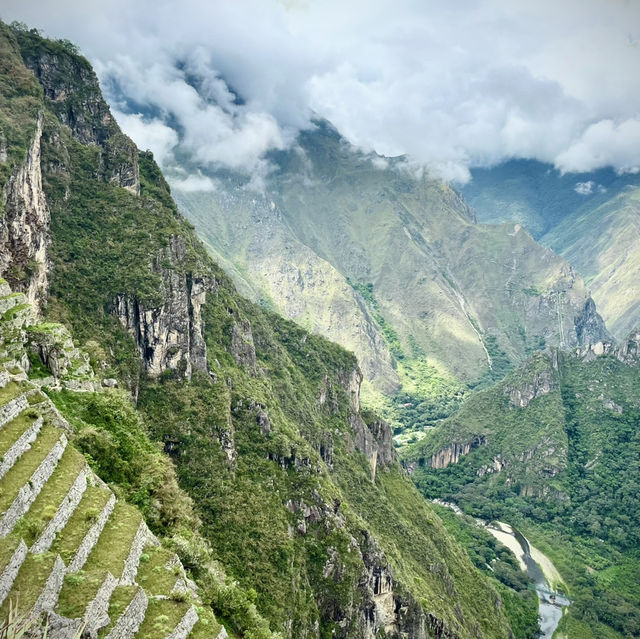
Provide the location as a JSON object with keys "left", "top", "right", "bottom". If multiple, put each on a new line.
{"left": 462, "top": 160, "right": 640, "bottom": 340}
{"left": 173, "top": 123, "right": 608, "bottom": 415}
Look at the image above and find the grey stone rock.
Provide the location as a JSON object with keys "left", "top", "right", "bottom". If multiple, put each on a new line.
{"left": 32, "top": 555, "right": 66, "bottom": 616}
{"left": 120, "top": 521, "right": 150, "bottom": 585}
{"left": 112, "top": 236, "right": 213, "bottom": 380}
{"left": 0, "top": 394, "right": 28, "bottom": 429}
{"left": 84, "top": 572, "right": 118, "bottom": 637}
{"left": 0, "top": 539, "right": 27, "bottom": 608}
{"left": 104, "top": 587, "right": 148, "bottom": 639}
{"left": 0, "top": 112, "right": 50, "bottom": 311}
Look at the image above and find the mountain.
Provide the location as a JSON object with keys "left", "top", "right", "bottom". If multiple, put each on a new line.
{"left": 462, "top": 160, "right": 640, "bottom": 339}
{"left": 0, "top": 282, "right": 225, "bottom": 639}
{"left": 172, "top": 124, "right": 608, "bottom": 427}
{"left": 402, "top": 335, "right": 640, "bottom": 638}
{"left": 0, "top": 21, "right": 517, "bottom": 639}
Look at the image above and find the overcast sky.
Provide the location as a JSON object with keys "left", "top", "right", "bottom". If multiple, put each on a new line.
{"left": 2, "top": 0, "right": 639, "bottom": 182}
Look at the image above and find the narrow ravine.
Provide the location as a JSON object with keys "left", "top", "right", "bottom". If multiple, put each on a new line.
{"left": 486, "top": 522, "right": 570, "bottom": 639}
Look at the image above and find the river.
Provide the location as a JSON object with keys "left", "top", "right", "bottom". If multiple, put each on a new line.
{"left": 432, "top": 501, "right": 570, "bottom": 638}
{"left": 486, "top": 522, "right": 570, "bottom": 639}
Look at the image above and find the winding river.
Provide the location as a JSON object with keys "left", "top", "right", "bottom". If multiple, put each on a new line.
{"left": 432, "top": 502, "right": 570, "bottom": 638}
{"left": 486, "top": 522, "right": 570, "bottom": 639}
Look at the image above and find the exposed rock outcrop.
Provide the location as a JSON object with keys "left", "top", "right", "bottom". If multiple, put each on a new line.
{"left": 576, "top": 329, "right": 640, "bottom": 365}
{"left": 0, "top": 112, "right": 50, "bottom": 310}
{"left": 430, "top": 438, "right": 486, "bottom": 469}
{"left": 615, "top": 330, "right": 640, "bottom": 365}
{"left": 574, "top": 298, "right": 611, "bottom": 346}
{"left": 20, "top": 46, "right": 139, "bottom": 194}
{"left": 113, "top": 236, "right": 212, "bottom": 380}
{"left": 507, "top": 369, "right": 556, "bottom": 408}
{"left": 339, "top": 367, "right": 396, "bottom": 480}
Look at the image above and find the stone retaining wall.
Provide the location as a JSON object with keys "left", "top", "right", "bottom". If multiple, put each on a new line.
{"left": 0, "top": 539, "right": 27, "bottom": 607}
{"left": 0, "top": 434, "right": 67, "bottom": 537}
{"left": 121, "top": 521, "right": 151, "bottom": 585}
{"left": 69, "top": 493, "right": 116, "bottom": 572}
{"left": 32, "top": 467, "right": 88, "bottom": 553}
{"left": 0, "top": 394, "right": 28, "bottom": 428}
{"left": 0, "top": 416, "right": 42, "bottom": 480}
{"left": 33, "top": 555, "right": 66, "bottom": 616}
{"left": 105, "top": 587, "right": 148, "bottom": 639}
{"left": 166, "top": 605, "right": 198, "bottom": 639}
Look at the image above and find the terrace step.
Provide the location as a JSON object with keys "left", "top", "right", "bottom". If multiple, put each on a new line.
{"left": 29, "top": 448, "right": 89, "bottom": 553}
{"left": 0, "top": 387, "right": 28, "bottom": 425}
{"left": 55, "top": 504, "right": 144, "bottom": 637}
{"left": 185, "top": 606, "right": 226, "bottom": 639}
{"left": 0, "top": 538, "right": 27, "bottom": 608}
{"left": 0, "top": 411, "right": 43, "bottom": 480}
{"left": 133, "top": 599, "right": 197, "bottom": 639}
{"left": 0, "top": 552, "right": 66, "bottom": 619}
{"left": 99, "top": 586, "right": 148, "bottom": 639}
{"left": 135, "top": 545, "right": 184, "bottom": 598}
{"left": 81, "top": 503, "right": 144, "bottom": 582}
{"left": 53, "top": 488, "right": 115, "bottom": 571}
{"left": 0, "top": 428, "right": 67, "bottom": 537}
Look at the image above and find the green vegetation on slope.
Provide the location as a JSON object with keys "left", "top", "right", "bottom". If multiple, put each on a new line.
{"left": 462, "top": 159, "right": 640, "bottom": 340}
{"left": 173, "top": 121, "right": 606, "bottom": 422}
{"left": 0, "top": 22, "right": 517, "bottom": 639}
{"left": 403, "top": 347, "right": 640, "bottom": 638}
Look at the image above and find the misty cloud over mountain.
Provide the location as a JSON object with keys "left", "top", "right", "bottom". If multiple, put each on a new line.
{"left": 4, "top": 0, "right": 639, "bottom": 182}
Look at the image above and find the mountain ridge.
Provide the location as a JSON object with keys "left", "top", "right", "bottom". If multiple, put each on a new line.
{"left": 462, "top": 159, "right": 640, "bottom": 340}
{"left": 0, "top": 21, "right": 517, "bottom": 639}
{"left": 171, "top": 121, "right": 609, "bottom": 430}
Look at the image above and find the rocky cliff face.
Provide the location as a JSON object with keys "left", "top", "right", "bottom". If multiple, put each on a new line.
{"left": 429, "top": 438, "right": 486, "bottom": 469}
{"left": 21, "top": 45, "right": 140, "bottom": 194}
{"left": 0, "top": 111, "right": 50, "bottom": 311}
{"left": 10, "top": 30, "right": 212, "bottom": 380}
{"left": 113, "top": 235, "right": 212, "bottom": 379}
{"left": 507, "top": 368, "right": 556, "bottom": 408}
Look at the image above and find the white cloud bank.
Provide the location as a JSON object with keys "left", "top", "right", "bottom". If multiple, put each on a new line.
{"left": 2, "top": 0, "right": 639, "bottom": 183}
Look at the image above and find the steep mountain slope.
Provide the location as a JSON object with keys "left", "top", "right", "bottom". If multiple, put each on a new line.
{"left": 0, "top": 22, "right": 517, "bottom": 639}
{"left": 403, "top": 336, "right": 640, "bottom": 638}
{"left": 173, "top": 123, "right": 608, "bottom": 418}
{"left": 543, "top": 186, "right": 640, "bottom": 340}
{"left": 0, "top": 281, "right": 225, "bottom": 639}
{"left": 462, "top": 160, "right": 640, "bottom": 339}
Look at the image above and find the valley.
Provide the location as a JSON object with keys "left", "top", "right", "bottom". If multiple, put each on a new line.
{"left": 0, "top": 6, "right": 638, "bottom": 639}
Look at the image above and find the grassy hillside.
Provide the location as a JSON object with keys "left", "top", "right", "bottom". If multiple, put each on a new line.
{"left": 0, "top": 21, "right": 518, "bottom": 639}
{"left": 403, "top": 342, "right": 640, "bottom": 638}
{"left": 543, "top": 185, "right": 640, "bottom": 339}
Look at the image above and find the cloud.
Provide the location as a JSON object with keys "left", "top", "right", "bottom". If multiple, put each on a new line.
{"left": 167, "top": 173, "right": 216, "bottom": 193}
{"left": 556, "top": 118, "right": 640, "bottom": 174}
{"left": 574, "top": 181, "right": 595, "bottom": 195}
{"left": 2, "top": 0, "right": 639, "bottom": 182}
{"left": 111, "top": 111, "right": 178, "bottom": 166}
